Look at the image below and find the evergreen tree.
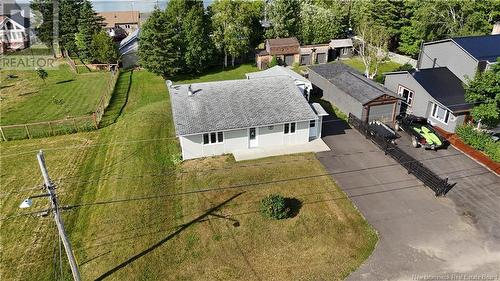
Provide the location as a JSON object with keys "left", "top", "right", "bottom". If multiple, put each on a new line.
{"left": 183, "top": 2, "right": 213, "bottom": 73}
{"left": 75, "top": 0, "right": 103, "bottom": 62}
{"left": 164, "top": 0, "right": 198, "bottom": 72}
{"left": 265, "top": 0, "right": 301, "bottom": 39}
{"left": 31, "top": 0, "right": 54, "bottom": 52}
{"left": 59, "top": 0, "right": 84, "bottom": 54}
{"left": 138, "top": 7, "right": 181, "bottom": 78}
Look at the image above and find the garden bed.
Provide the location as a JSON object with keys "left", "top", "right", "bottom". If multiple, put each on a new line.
{"left": 434, "top": 126, "right": 500, "bottom": 175}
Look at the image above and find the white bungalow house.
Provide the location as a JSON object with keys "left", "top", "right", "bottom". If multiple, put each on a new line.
{"left": 169, "top": 76, "right": 328, "bottom": 160}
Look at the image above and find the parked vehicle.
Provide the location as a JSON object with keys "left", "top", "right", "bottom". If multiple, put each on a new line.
{"left": 395, "top": 115, "right": 448, "bottom": 150}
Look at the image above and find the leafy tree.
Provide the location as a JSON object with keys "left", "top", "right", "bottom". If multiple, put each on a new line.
{"left": 182, "top": 2, "right": 213, "bottom": 73}
{"left": 210, "top": 0, "right": 254, "bottom": 67}
{"left": 354, "top": 21, "right": 390, "bottom": 79}
{"left": 75, "top": 0, "right": 103, "bottom": 62}
{"left": 90, "top": 31, "right": 118, "bottom": 64}
{"left": 35, "top": 68, "right": 48, "bottom": 83}
{"left": 299, "top": 2, "right": 343, "bottom": 45}
{"left": 398, "top": 0, "right": 497, "bottom": 57}
{"left": 265, "top": 0, "right": 301, "bottom": 39}
{"left": 465, "top": 60, "right": 500, "bottom": 127}
{"left": 138, "top": 7, "right": 181, "bottom": 78}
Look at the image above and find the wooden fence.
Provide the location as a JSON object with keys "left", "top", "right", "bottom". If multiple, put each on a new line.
{"left": 0, "top": 69, "right": 120, "bottom": 141}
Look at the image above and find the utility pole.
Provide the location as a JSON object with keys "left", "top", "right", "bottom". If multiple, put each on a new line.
{"left": 37, "top": 150, "right": 81, "bottom": 281}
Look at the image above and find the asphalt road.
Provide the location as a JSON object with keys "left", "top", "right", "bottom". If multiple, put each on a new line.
{"left": 316, "top": 118, "right": 500, "bottom": 281}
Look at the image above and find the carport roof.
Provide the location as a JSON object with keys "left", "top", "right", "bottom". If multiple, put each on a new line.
{"left": 169, "top": 76, "right": 318, "bottom": 136}
{"left": 308, "top": 63, "right": 400, "bottom": 105}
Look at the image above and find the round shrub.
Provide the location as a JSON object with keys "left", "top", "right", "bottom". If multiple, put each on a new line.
{"left": 260, "top": 194, "right": 290, "bottom": 220}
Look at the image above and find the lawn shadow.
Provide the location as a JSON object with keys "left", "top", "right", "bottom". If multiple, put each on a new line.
{"left": 93, "top": 192, "right": 244, "bottom": 281}
{"left": 18, "top": 91, "right": 38, "bottom": 96}
{"left": 0, "top": 84, "right": 14, "bottom": 90}
{"left": 56, "top": 79, "right": 75, "bottom": 84}
{"left": 285, "top": 197, "right": 302, "bottom": 218}
{"left": 99, "top": 70, "right": 133, "bottom": 128}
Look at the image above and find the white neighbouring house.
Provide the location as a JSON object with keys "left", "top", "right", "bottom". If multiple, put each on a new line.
{"left": 169, "top": 76, "right": 328, "bottom": 160}
{"left": 0, "top": 13, "right": 31, "bottom": 53}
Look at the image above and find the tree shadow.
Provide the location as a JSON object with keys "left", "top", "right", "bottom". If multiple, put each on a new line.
{"left": 94, "top": 192, "right": 244, "bottom": 281}
{"left": 285, "top": 197, "right": 302, "bottom": 218}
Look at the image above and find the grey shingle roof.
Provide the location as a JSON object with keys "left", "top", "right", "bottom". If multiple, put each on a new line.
{"left": 169, "top": 76, "right": 318, "bottom": 136}
{"left": 308, "top": 63, "right": 399, "bottom": 105}
{"left": 245, "top": 66, "right": 311, "bottom": 87}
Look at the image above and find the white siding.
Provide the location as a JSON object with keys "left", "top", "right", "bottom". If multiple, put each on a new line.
{"left": 179, "top": 121, "right": 311, "bottom": 160}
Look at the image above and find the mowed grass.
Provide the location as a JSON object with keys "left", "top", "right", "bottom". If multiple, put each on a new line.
{"left": 0, "top": 66, "right": 376, "bottom": 280}
{"left": 0, "top": 63, "right": 112, "bottom": 125}
{"left": 342, "top": 56, "right": 402, "bottom": 75}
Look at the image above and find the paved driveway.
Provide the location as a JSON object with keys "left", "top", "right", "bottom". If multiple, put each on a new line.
{"left": 316, "top": 117, "right": 500, "bottom": 281}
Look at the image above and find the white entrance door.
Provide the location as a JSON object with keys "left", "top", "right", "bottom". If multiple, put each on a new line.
{"left": 309, "top": 120, "right": 317, "bottom": 139}
{"left": 249, "top": 127, "right": 258, "bottom": 148}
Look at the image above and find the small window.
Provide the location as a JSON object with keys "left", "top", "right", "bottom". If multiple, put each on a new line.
{"left": 203, "top": 131, "right": 223, "bottom": 145}
{"left": 310, "top": 120, "right": 315, "bottom": 128}
{"left": 431, "top": 103, "right": 450, "bottom": 124}
{"left": 284, "top": 122, "right": 296, "bottom": 134}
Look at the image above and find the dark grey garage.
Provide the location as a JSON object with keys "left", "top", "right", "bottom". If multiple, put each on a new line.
{"left": 308, "top": 63, "right": 401, "bottom": 123}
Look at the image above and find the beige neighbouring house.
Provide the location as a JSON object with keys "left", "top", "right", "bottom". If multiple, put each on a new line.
{"left": 98, "top": 11, "right": 140, "bottom": 39}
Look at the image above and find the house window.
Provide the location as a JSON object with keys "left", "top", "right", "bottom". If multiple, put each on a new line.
{"left": 310, "top": 120, "right": 316, "bottom": 127}
{"left": 203, "top": 132, "right": 224, "bottom": 145}
{"left": 397, "top": 85, "right": 414, "bottom": 106}
{"left": 284, "top": 122, "right": 296, "bottom": 134}
{"left": 431, "top": 103, "right": 450, "bottom": 124}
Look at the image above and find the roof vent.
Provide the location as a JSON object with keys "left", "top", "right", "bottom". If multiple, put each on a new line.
{"left": 187, "top": 85, "right": 193, "bottom": 96}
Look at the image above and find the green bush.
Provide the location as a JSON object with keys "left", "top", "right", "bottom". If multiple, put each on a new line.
{"left": 456, "top": 125, "right": 500, "bottom": 162}
{"left": 484, "top": 141, "right": 500, "bottom": 162}
{"left": 260, "top": 194, "right": 290, "bottom": 220}
{"left": 268, "top": 55, "right": 278, "bottom": 68}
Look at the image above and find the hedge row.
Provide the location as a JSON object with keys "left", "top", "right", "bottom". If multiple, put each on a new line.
{"left": 455, "top": 125, "right": 500, "bottom": 162}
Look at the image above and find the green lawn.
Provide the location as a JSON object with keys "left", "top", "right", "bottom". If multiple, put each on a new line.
{"left": 171, "top": 63, "right": 259, "bottom": 84}
{"left": 0, "top": 64, "right": 112, "bottom": 125}
{"left": 342, "top": 56, "right": 402, "bottom": 75}
{"left": 0, "top": 66, "right": 376, "bottom": 280}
